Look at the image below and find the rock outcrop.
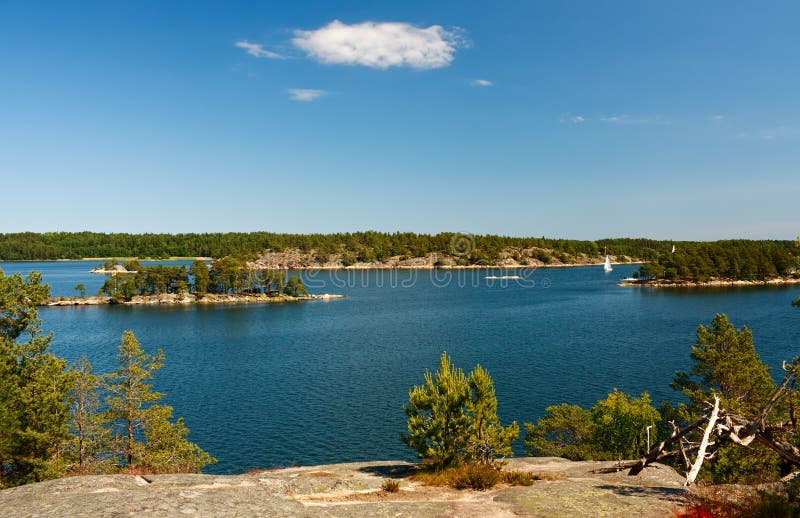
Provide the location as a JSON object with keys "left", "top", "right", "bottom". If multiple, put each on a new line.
{"left": 1, "top": 458, "right": 688, "bottom": 517}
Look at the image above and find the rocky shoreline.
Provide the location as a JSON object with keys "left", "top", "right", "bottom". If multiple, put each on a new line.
{"left": 41, "top": 293, "right": 344, "bottom": 307}
{"left": 619, "top": 277, "right": 800, "bottom": 288}
{"left": 249, "top": 248, "right": 640, "bottom": 270}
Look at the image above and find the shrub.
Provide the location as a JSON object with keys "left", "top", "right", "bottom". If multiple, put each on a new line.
{"left": 381, "top": 478, "right": 400, "bottom": 493}
{"left": 451, "top": 463, "right": 499, "bottom": 490}
{"left": 523, "top": 390, "right": 661, "bottom": 461}
{"left": 502, "top": 470, "right": 535, "bottom": 486}
{"left": 412, "top": 464, "right": 540, "bottom": 491}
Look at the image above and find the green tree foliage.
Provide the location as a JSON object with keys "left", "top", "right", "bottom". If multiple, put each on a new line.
{"left": 1, "top": 271, "right": 214, "bottom": 486}
{"left": 102, "top": 331, "right": 165, "bottom": 466}
{"left": 671, "top": 314, "right": 775, "bottom": 418}
{"left": 637, "top": 240, "right": 797, "bottom": 282}
{"left": 74, "top": 283, "right": 86, "bottom": 298}
{"left": 283, "top": 276, "right": 308, "bottom": 297}
{"left": 0, "top": 269, "right": 72, "bottom": 487}
{"left": 139, "top": 405, "right": 215, "bottom": 473}
{"left": 403, "top": 353, "right": 470, "bottom": 467}
{"left": 95, "top": 259, "right": 309, "bottom": 298}
{"left": 522, "top": 404, "right": 595, "bottom": 460}
{"left": 465, "top": 365, "right": 520, "bottom": 464}
{"left": 101, "top": 331, "right": 215, "bottom": 472}
{"left": 523, "top": 391, "right": 661, "bottom": 461}
{"left": 591, "top": 390, "right": 661, "bottom": 459}
{"left": 402, "top": 353, "right": 518, "bottom": 468}
{"left": 189, "top": 260, "right": 210, "bottom": 294}
{"left": 257, "top": 270, "right": 284, "bottom": 294}
{"left": 66, "top": 357, "right": 111, "bottom": 474}
{"left": 2, "top": 233, "right": 795, "bottom": 277}
{"left": 209, "top": 256, "right": 245, "bottom": 293}
{"left": 669, "top": 314, "right": 781, "bottom": 483}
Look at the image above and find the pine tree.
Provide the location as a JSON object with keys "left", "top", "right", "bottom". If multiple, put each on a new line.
{"left": 189, "top": 260, "right": 210, "bottom": 294}
{"left": 101, "top": 331, "right": 214, "bottom": 472}
{"left": 0, "top": 269, "right": 72, "bottom": 487}
{"left": 672, "top": 313, "right": 775, "bottom": 418}
{"left": 402, "top": 353, "right": 518, "bottom": 467}
{"left": 670, "top": 314, "right": 781, "bottom": 483}
{"left": 66, "top": 357, "right": 110, "bottom": 474}
{"left": 403, "top": 352, "right": 470, "bottom": 467}
{"left": 102, "top": 331, "right": 164, "bottom": 467}
{"left": 465, "top": 365, "right": 519, "bottom": 464}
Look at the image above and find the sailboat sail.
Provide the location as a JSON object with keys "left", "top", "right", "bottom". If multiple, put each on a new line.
{"left": 603, "top": 255, "right": 613, "bottom": 272}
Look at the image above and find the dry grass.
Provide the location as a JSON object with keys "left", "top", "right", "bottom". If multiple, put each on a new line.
{"left": 381, "top": 479, "right": 401, "bottom": 492}
{"left": 411, "top": 464, "right": 550, "bottom": 491}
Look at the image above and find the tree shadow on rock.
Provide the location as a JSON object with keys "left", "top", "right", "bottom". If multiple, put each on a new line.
{"left": 358, "top": 464, "right": 416, "bottom": 479}
{"left": 596, "top": 484, "right": 687, "bottom": 503}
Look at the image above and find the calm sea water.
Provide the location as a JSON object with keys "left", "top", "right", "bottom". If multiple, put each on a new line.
{"left": 2, "top": 261, "right": 799, "bottom": 474}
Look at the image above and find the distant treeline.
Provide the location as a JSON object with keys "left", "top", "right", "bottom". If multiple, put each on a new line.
{"left": 0, "top": 233, "right": 797, "bottom": 280}
{"left": 638, "top": 240, "right": 799, "bottom": 282}
{"left": 0, "top": 231, "right": 692, "bottom": 262}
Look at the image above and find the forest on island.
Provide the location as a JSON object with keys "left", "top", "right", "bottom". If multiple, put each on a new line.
{"left": 94, "top": 259, "right": 307, "bottom": 301}
{"left": 1, "top": 233, "right": 799, "bottom": 283}
{"left": 637, "top": 239, "right": 800, "bottom": 282}
{"left": 0, "top": 231, "right": 609, "bottom": 262}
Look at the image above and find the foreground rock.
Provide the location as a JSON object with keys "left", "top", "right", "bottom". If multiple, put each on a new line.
{"left": 1, "top": 458, "right": 688, "bottom": 517}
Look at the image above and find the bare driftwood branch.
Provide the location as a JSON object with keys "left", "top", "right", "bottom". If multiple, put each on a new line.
{"left": 754, "top": 430, "right": 800, "bottom": 466}
{"left": 628, "top": 419, "right": 705, "bottom": 476}
{"left": 674, "top": 422, "right": 692, "bottom": 470}
{"left": 685, "top": 395, "right": 720, "bottom": 486}
{"left": 629, "top": 359, "right": 800, "bottom": 480}
{"left": 591, "top": 452, "right": 677, "bottom": 474}
{"left": 747, "top": 365, "right": 798, "bottom": 435}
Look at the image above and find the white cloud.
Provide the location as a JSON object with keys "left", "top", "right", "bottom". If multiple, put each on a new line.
{"left": 235, "top": 41, "right": 284, "bottom": 59}
{"left": 292, "top": 20, "right": 464, "bottom": 69}
{"left": 287, "top": 88, "right": 327, "bottom": 102}
{"left": 600, "top": 114, "right": 669, "bottom": 125}
{"left": 470, "top": 79, "right": 493, "bottom": 87}
{"left": 711, "top": 114, "right": 724, "bottom": 120}
{"left": 736, "top": 126, "right": 794, "bottom": 140}
{"left": 559, "top": 114, "right": 585, "bottom": 124}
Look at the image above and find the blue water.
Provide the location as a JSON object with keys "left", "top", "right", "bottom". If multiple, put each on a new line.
{"left": 2, "top": 261, "right": 799, "bottom": 474}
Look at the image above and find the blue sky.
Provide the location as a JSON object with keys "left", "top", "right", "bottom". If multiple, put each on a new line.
{"left": 1, "top": 1, "right": 798, "bottom": 240}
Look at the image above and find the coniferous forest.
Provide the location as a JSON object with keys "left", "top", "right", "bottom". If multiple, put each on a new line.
{"left": 1, "top": 232, "right": 798, "bottom": 283}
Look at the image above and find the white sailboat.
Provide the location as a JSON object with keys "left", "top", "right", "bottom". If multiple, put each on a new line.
{"left": 603, "top": 255, "right": 613, "bottom": 272}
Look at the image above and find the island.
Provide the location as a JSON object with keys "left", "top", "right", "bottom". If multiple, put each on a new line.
{"left": 47, "top": 258, "right": 344, "bottom": 307}
{"left": 42, "top": 292, "right": 343, "bottom": 306}
{"left": 615, "top": 239, "right": 800, "bottom": 288}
